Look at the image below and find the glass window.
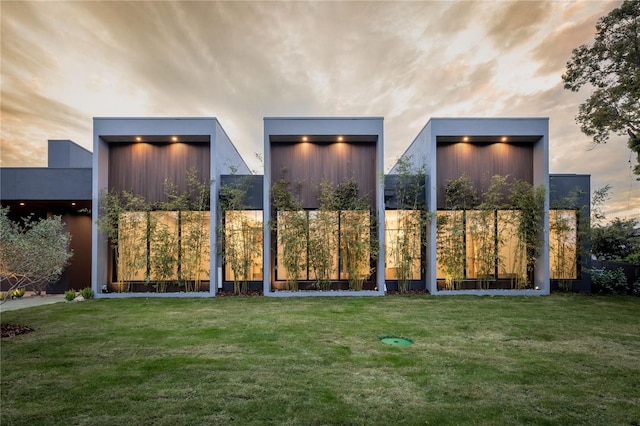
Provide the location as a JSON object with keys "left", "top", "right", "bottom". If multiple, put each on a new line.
{"left": 465, "top": 210, "right": 496, "bottom": 279}
{"left": 117, "top": 211, "right": 148, "bottom": 282}
{"left": 549, "top": 210, "right": 578, "bottom": 280}
{"left": 182, "top": 211, "right": 211, "bottom": 281}
{"left": 115, "top": 211, "right": 211, "bottom": 286}
{"left": 437, "top": 209, "right": 528, "bottom": 287}
{"left": 436, "top": 210, "right": 465, "bottom": 282}
{"left": 149, "top": 211, "right": 179, "bottom": 282}
{"left": 308, "top": 210, "right": 339, "bottom": 281}
{"left": 497, "top": 210, "right": 525, "bottom": 281}
{"left": 276, "top": 210, "right": 307, "bottom": 281}
{"left": 340, "top": 210, "right": 370, "bottom": 281}
{"left": 274, "top": 209, "right": 372, "bottom": 284}
{"left": 385, "top": 210, "right": 421, "bottom": 280}
{"left": 225, "top": 211, "right": 263, "bottom": 281}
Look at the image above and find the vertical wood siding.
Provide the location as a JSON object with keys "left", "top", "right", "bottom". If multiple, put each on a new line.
{"left": 65, "top": 214, "right": 92, "bottom": 291}
{"left": 270, "top": 142, "right": 377, "bottom": 209}
{"left": 436, "top": 142, "right": 534, "bottom": 208}
{"left": 108, "top": 142, "right": 210, "bottom": 204}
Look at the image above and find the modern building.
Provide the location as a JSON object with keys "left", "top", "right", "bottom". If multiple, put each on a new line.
{"left": 264, "top": 118, "right": 385, "bottom": 296}
{"left": 0, "top": 140, "right": 92, "bottom": 293}
{"left": 92, "top": 118, "right": 249, "bottom": 297}
{"left": 389, "top": 118, "right": 549, "bottom": 294}
{"left": 0, "top": 116, "right": 591, "bottom": 296}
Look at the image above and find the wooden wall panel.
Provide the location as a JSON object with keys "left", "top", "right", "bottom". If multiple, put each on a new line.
{"left": 109, "top": 143, "right": 210, "bottom": 204}
{"left": 270, "top": 142, "right": 377, "bottom": 209}
{"left": 436, "top": 143, "right": 533, "bottom": 208}
{"left": 65, "top": 214, "right": 92, "bottom": 290}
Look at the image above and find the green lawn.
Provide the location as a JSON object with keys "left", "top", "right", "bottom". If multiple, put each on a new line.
{"left": 1, "top": 294, "right": 639, "bottom": 425}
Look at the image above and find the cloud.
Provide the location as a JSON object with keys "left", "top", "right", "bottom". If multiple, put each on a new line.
{"left": 1, "top": 1, "right": 636, "bottom": 217}
{"left": 531, "top": 2, "right": 619, "bottom": 78}
{"left": 486, "top": 1, "right": 552, "bottom": 50}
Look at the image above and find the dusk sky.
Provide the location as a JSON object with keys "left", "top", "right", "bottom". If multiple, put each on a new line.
{"left": 1, "top": 0, "right": 638, "bottom": 219}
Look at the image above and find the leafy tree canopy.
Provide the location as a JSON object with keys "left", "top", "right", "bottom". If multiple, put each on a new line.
{"left": 591, "top": 217, "right": 640, "bottom": 262}
{"left": 0, "top": 208, "right": 73, "bottom": 298}
{"left": 562, "top": 0, "right": 640, "bottom": 176}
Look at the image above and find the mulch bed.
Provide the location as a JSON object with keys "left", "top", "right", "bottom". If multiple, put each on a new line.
{"left": 1, "top": 324, "right": 34, "bottom": 338}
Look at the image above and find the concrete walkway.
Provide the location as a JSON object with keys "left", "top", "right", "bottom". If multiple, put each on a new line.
{"left": 0, "top": 294, "right": 65, "bottom": 313}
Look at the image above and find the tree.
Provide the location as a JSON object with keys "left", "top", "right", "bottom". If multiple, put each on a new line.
{"left": 562, "top": 0, "right": 640, "bottom": 177}
{"left": 591, "top": 217, "right": 640, "bottom": 261}
{"left": 0, "top": 207, "right": 73, "bottom": 300}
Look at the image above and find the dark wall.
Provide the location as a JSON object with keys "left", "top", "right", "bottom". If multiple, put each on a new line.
{"left": 270, "top": 142, "right": 377, "bottom": 209}
{"left": 549, "top": 174, "right": 592, "bottom": 293}
{"left": 109, "top": 142, "right": 210, "bottom": 204}
{"left": 550, "top": 175, "right": 591, "bottom": 209}
{"left": 220, "top": 175, "right": 263, "bottom": 209}
{"left": 48, "top": 213, "right": 93, "bottom": 294}
{"left": 67, "top": 214, "right": 92, "bottom": 291}
{"left": 436, "top": 142, "right": 533, "bottom": 208}
{"left": 384, "top": 175, "right": 427, "bottom": 209}
{"left": 1, "top": 168, "right": 91, "bottom": 200}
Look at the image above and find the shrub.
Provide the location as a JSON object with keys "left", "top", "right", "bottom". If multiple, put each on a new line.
{"left": 11, "top": 288, "right": 26, "bottom": 298}
{"left": 0, "top": 292, "right": 6, "bottom": 301}
{"left": 591, "top": 268, "right": 628, "bottom": 295}
{"left": 1, "top": 207, "right": 73, "bottom": 296}
{"left": 64, "top": 290, "right": 76, "bottom": 301}
{"left": 80, "top": 287, "right": 94, "bottom": 299}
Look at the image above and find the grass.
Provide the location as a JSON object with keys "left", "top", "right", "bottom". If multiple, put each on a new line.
{"left": 1, "top": 294, "right": 639, "bottom": 425}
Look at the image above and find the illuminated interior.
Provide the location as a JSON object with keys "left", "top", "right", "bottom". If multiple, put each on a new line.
{"left": 149, "top": 211, "right": 179, "bottom": 281}
{"left": 339, "top": 210, "right": 370, "bottom": 281}
{"left": 180, "top": 211, "right": 211, "bottom": 281}
{"left": 385, "top": 210, "right": 421, "bottom": 280}
{"left": 497, "top": 210, "right": 526, "bottom": 280}
{"left": 435, "top": 210, "right": 464, "bottom": 282}
{"left": 465, "top": 210, "right": 496, "bottom": 279}
{"left": 115, "top": 211, "right": 211, "bottom": 285}
{"left": 275, "top": 209, "right": 371, "bottom": 282}
{"left": 276, "top": 210, "right": 308, "bottom": 281}
{"left": 308, "top": 210, "right": 339, "bottom": 280}
{"left": 224, "top": 210, "right": 263, "bottom": 281}
{"left": 549, "top": 209, "right": 578, "bottom": 280}
{"left": 117, "top": 211, "right": 148, "bottom": 282}
{"left": 436, "top": 210, "right": 527, "bottom": 285}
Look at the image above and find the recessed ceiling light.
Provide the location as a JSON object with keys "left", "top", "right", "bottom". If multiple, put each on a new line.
{"left": 19, "top": 202, "right": 25, "bottom": 206}
{"left": 302, "top": 136, "right": 308, "bottom": 142}
{"left": 71, "top": 202, "right": 76, "bottom": 206}
{"left": 171, "top": 136, "right": 178, "bottom": 142}
{"left": 501, "top": 136, "right": 507, "bottom": 142}
{"left": 337, "top": 136, "right": 344, "bottom": 142}
{"left": 135, "top": 136, "right": 142, "bottom": 142}
{"left": 462, "top": 136, "right": 469, "bottom": 142}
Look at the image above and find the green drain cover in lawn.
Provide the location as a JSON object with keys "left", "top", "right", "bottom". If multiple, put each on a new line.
{"left": 380, "top": 336, "right": 413, "bottom": 346}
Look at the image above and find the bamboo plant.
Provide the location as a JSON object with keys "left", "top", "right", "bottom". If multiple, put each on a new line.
{"left": 549, "top": 186, "right": 587, "bottom": 291}
{"left": 333, "top": 178, "right": 375, "bottom": 291}
{"left": 96, "top": 189, "right": 148, "bottom": 292}
{"left": 510, "top": 180, "right": 546, "bottom": 288}
{"left": 220, "top": 174, "right": 259, "bottom": 294}
{"left": 97, "top": 169, "right": 211, "bottom": 293}
{"left": 389, "top": 157, "right": 430, "bottom": 293}
{"left": 468, "top": 175, "right": 508, "bottom": 289}
{"left": 270, "top": 173, "right": 307, "bottom": 291}
{"left": 437, "top": 173, "right": 476, "bottom": 289}
{"left": 307, "top": 180, "right": 339, "bottom": 290}
{"left": 180, "top": 170, "right": 211, "bottom": 292}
